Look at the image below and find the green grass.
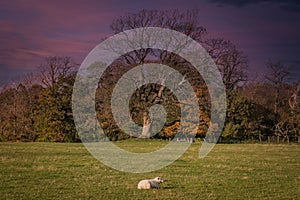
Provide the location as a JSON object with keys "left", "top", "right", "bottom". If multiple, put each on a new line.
{"left": 0, "top": 141, "right": 299, "bottom": 199}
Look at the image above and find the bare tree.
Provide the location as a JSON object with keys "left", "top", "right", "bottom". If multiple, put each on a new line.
{"left": 39, "top": 56, "right": 76, "bottom": 89}
{"left": 96, "top": 9, "right": 244, "bottom": 140}
{"left": 111, "top": 9, "right": 206, "bottom": 41}
{"left": 204, "top": 39, "right": 248, "bottom": 91}
{"left": 264, "top": 60, "right": 289, "bottom": 114}
{"left": 36, "top": 56, "right": 78, "bottom": 142}
{"left": 107, "top": 10, "right": 208, "bottom": 138}
{"left": 0, "top": 83, "right": 35, "bottom": 141}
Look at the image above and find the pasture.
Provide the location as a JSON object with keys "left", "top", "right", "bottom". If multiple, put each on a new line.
{"left": 0, "top": 140, "right": 299, "bottom": 199}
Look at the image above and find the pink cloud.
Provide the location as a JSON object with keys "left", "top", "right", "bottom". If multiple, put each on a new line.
{"left": 0, "top": 0, "right": 121, "bottom": 74}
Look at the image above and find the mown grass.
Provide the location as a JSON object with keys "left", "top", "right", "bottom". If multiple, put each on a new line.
{"left": 0, "top": 140, "right": 299, "bottom": 199}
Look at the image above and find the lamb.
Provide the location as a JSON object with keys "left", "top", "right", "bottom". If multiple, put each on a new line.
{"left": 137, "top": 177, "right": 164, "bottom": 189}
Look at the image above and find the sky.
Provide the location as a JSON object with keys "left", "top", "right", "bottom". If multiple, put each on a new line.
{"left": 0, "top": 0, "right": 299, "bottom": 86}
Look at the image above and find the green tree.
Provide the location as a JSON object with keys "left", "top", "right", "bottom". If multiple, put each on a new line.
{"left": 35, "top": 56, "right": 79, "bottom": 142}
{"left": 222, "top": 92, "right": 253, "bottom": 141}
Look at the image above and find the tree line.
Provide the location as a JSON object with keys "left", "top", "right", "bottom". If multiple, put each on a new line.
{"left": 0, "top": 9, "right": 299, "bottom": 143}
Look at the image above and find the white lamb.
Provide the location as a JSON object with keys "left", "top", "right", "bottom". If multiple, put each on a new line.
{"left": 137, "top": 177, "right": 164, "bottom": 189}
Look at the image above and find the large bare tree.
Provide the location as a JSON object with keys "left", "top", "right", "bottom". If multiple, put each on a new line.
{"left": 98, "top": 9, "right": 208, "bottom": 139}
{"left": 96, "top": 9, "right": 247, "bottom": 139}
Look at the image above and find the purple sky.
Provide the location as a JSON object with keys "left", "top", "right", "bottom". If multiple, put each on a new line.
{"left": 0, "top": 0, "right": 299, "bottom": 86}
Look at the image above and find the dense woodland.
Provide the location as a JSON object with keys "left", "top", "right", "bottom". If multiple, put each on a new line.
{"left": 0, "top": 10, "right": 299, "bottom": 143}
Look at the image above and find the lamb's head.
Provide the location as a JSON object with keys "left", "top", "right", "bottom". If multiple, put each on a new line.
{"left": 153, "top": 177, "right": 164, "bottom": 184}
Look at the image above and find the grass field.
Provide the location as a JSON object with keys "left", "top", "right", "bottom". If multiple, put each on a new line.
{"left": 0, "top": 140, "right": 299, "bottom": 199}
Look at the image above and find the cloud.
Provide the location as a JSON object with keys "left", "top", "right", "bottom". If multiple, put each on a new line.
{"left": 0, "top": 0, "right": 117, "bottom": 68}
{"left": 0, "top": 0, "right": 299, "bottom": 86}
{"left": 208, "top": 0, "right": 300, "bottom": 12}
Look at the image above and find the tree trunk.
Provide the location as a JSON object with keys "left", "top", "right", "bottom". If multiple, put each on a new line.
{"left": 140, "top": 84, "right": 165, "bottom": 138}
{"left": 140, "top": 111, "right": 151, "bottom": 138}
{"left": 274, "top": 88, "right": 279, "bottom": 114}
{"left": 259, "top": 133, "right": 262, "bottom": 143}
